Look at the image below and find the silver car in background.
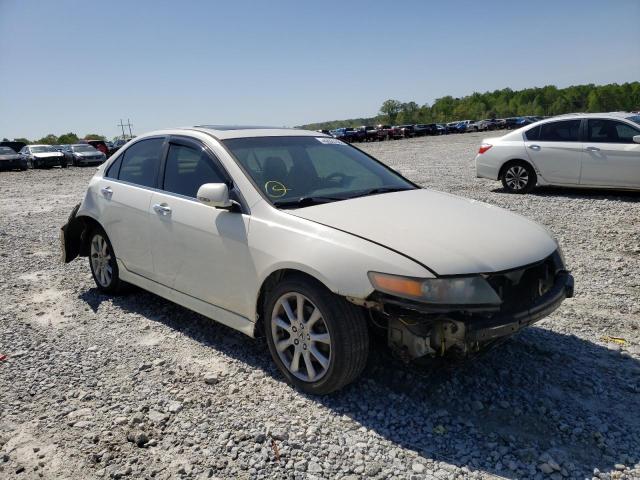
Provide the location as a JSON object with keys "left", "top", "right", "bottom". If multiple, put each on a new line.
{"left": 64, "top": 144, "right": 107, "bottom": 166}
{"left": 475, "top": 112, "right": 640, "bottom": 193}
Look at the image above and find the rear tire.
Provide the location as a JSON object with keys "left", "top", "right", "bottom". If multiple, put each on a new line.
{"left": 501, "top": 161, "right": 537, "bottom": 193}
{"left": 264, "top": 275, "right": 369, "bottom": 395}
{"left": 88, "top": 227, "right": 124, "bottom": 294}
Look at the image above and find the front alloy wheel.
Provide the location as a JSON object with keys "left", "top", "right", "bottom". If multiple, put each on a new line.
{"left": 264, "top": 276, "right": 369, "bottom": 394}
{"left": 271, "top": 293, "right": 331, "bottom": 382}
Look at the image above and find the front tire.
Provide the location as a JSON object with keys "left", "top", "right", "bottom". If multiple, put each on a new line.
{"left": 501, "top": 161, "right": 537, "bottom": 193}
{"left": 88, "top": 228, "right": 123, "bottom": 294}
{"left": 264, "top": 276, "right": 369, "bottom": 395}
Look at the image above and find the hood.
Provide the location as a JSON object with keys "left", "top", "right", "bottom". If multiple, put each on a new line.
{"left": 76, "top": 151, "right": 101, "bottom": 156}
{"left": 0, "top": 154, "right": 21, "bottom": 160}
{"left": 288, "top": 189, "right": 557, "bottom": 276}
{"left": 33, "top": 152, "right": 63, "bottom": 158}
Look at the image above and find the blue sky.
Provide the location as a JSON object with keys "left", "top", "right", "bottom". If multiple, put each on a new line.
{"left": 1, "top": 0, "right": 639, "bottom": 140}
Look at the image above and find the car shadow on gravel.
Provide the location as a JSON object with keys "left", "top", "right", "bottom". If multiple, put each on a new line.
{"left": 492, "top": 186, "right": 640, "bottom": 201}
{"left": 80, "top": 288, "right": 640, "bottom": 479}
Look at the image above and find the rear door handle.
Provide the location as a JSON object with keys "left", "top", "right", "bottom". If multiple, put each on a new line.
{"left": 100, "top": 186, "right": 113, "bottom": 198}
{"left": 527, "top": 144, "right": 541, "bottom": 151}
{"left": 153, "top": 203, "right": 172, "bottom": 216}
{"left": 585, "top": 146, "right": 600, "bottom": 152}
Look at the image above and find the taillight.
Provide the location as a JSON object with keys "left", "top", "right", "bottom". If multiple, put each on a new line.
{"left": 478, "top": 143, "right": 492, "bottom": 154}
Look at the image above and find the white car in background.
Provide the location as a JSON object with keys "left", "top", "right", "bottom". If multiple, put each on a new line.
{"left": 475, "top": 112, "right": 640, "bottom": 193}
{"left": 20, "top": 144, "right": 68, "bottom": 169}
{"left": 60, "top": 126, "right": 573, "bottom": 394}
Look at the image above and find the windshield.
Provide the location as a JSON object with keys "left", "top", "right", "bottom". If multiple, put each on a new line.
{"left": 72, "top": 145, "right": 97, "bottom": 152}
{"left": 31, "top": 146, "right": 55, "bottom": 153}
{"left": 223, "top": 136, "right": 416, "bottom": 208}
{"left": 0, "top": 147, "right": 15, "bottom": 154}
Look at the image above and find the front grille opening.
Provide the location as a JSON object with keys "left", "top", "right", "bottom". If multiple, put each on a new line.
{"left": 485, "top": 255, "right": 556, "bottom": 314}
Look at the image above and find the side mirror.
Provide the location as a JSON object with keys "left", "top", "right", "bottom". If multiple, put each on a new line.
{"left": 633, "top": 135, "right": 640, "bottom": 144}
{"left": 197, "top": 183, "right": 232, "bottom": 209}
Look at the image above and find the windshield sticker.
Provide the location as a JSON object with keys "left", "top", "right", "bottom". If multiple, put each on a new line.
{"left": 264, "top": 181, "right": 290, "bottom": 198}
{"left": 316, "top": 137, "right": 344, "bottom": 145}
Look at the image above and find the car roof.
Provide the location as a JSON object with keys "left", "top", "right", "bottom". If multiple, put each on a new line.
{"left": 177, "top": 125, "right": 327, "bottom": 140}
{"left": 550, "top": 111, "right": 636, "bottom": 120}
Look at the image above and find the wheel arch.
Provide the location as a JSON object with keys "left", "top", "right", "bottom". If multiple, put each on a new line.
{"left": 254, "top": 268, "right": 337, "bottom": 338}
{"left": 75, "top": 214, "right": 108, "bottom": 257}
{"left": 498, "top": 158, "right": 535, "bottom": 179}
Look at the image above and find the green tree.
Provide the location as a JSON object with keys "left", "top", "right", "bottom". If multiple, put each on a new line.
{"left": 57, "top": 132, "right": 80, "bottom": 144}
{"left": 379, "top": 99, "right": 403, "bottom": 124}
{"left": 84, "top": 133, "right": 106, "bottom": 140}
{"left": 14, "top": 137, "right": 30, "bottom": 144}
{"left": 35, "top": 134, "right": 58, "bottom": 145}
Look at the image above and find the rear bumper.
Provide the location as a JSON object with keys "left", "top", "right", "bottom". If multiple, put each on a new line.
{"left": 475, "top": 155, "right": 500, "bottom": 180}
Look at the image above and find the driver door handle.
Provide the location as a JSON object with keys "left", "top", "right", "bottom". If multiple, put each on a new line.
{"left": 585, "top": 146, "right": 600, "bottom": 152}
{"left": 100, "top": 186, "right": 113, "bottom": 198}
{"left": 153, "top": 203, "right": 172, "bottom": 216}
{"left": 527, "top": 144, "right": 541, "bottom": 151}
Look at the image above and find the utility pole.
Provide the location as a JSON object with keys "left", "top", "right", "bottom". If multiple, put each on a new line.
{"left": 118, "top": 119, "right": 127, "bottom": 140}
{"left": 117, "top": 119, "right": 134, "bottom": 140}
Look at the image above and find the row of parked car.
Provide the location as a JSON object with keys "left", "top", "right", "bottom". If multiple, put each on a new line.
{"left": 0, "top": 138, "right": 134, "bottom": 171}
{"left": 326, "top": 116, "right": 547, "bottom": 142}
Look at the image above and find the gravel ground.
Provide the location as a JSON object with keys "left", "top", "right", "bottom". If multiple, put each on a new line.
{"left": 1, "top": 131, "right": 639, "bottom": 480}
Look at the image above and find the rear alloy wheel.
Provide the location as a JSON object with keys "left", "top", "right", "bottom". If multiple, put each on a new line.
{"left": 89, "top": 228, "right": 123, "bottom": 294}
{"left": 501, "top": 161, "right": 536, "bottom": 193}
{"left": 264, "top": 276, "right": 369, "bottom": 394}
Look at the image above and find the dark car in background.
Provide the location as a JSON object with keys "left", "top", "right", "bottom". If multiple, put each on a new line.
{"left": 0, "top": 146, "right": 28, "bottom": 171}
{"left": 413, "top": 124, "right": 439, "bottom": 136}
{"left": 64, "top": 144, "right": 106, "bottom": 166}
{"left": 19, "top": 145, "right": 67, "bottom": 168}
{"left": 109, "top": 138, "right": 130, "bottom": 154}
{"left": 330, "top": 127, "right": 357, "bottom": 143}
{"left": 398, "top": 125, "right": 415, "bottom": 138}
{"left": 375, "top": 125, "right": 393, "bottom": 140}
{"left": 0, "top": 141, "right": 27, "bottom": 154}
{"left": 355, "top": 126, "right": 378, "bottom": 142}
{"left": 388, "top": 125, "right": 404, "bottom": 139}
{"left": 504, "top": 117, "right": 522, "bottom": 129}
{"left": 79, "top": 139, "right": 110, "bottom": 156}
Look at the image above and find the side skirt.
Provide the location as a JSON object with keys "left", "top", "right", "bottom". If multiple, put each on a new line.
{"left": 117, "top": 260, "right": 256, "bottom": 338}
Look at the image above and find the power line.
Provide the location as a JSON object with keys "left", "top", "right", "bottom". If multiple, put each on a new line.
{"left": 117, "top": 119, "right": 133, "bottom": 140}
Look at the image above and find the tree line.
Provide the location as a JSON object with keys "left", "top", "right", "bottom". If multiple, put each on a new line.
{"left": 2, "top": 132, "right": 107, "bottom": 145}
{"left": 301, "top": 81, "right": 640, "bottom": 130}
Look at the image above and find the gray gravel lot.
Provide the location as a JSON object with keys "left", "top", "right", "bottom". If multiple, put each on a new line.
{"left": 1, "top": 132, "right": 639, "bottom": 479}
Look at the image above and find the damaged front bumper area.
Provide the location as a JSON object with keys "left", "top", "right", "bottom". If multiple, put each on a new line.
{"left": 367, "top": 253, "right": 574, "bottom": 360}
{"left": 59, "top": 203, "right": 86, "bottom": 263}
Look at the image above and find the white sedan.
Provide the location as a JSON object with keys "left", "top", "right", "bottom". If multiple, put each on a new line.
{"left": 61, "top": 126, "right": 573, "bottom": 394}
{"left": 475, "top": 112, "right": 640, "bottom": 193}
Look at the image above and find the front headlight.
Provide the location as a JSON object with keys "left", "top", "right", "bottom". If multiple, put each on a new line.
{"left": 368, "top": 272, "right": 502, "bottom": 305}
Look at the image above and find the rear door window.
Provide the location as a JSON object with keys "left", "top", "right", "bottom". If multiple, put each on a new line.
{"left": 117, "top": 138, "right": 164, "bottom": 187}
{"left": 537, "top": 120, "right": 581, "bottom": 142}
